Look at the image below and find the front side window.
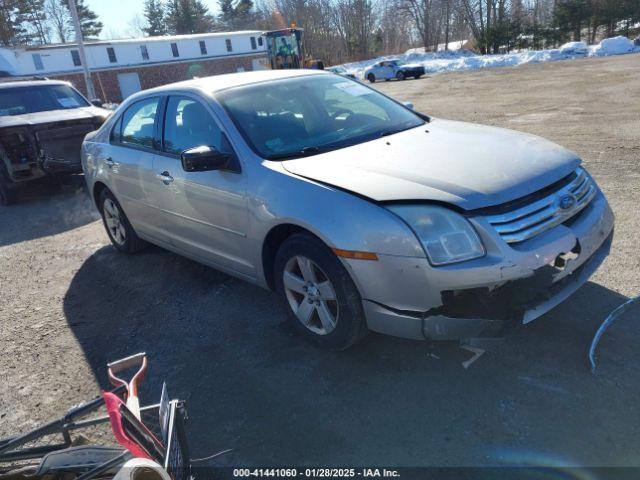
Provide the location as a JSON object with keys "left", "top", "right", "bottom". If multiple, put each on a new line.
{"left": 120, "top": 97, "right": 159, "bottom": 149}
{"left": 258, "top": 36, "right": 263, "bottom": 47}
{"left": 163, "top": 96, "right": 222, "bottom": 155}
{"left": 217, "top": 75, "right": 424, "bottom": 160}
{"left": 71, "top": 50, "right": 81, "bottom": 66}
{"left": 250, "top": 37, "right": 257, "bottom": 50}
{"left": 0, "top": 84, "right": 89, "bottom": 116}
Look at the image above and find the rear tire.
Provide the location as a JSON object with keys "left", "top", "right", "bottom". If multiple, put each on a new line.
{"left": 274, "top": 233, "right": 368, "bottom": 350}
{"left": 367, "top": 73, "right": 376, "bottom": 83}
{"left": 414, "top": 74, "right": 422, "bottom": 79}
{"left": 98, "top": 188, "right": 146, "bottom": 254}
{"left": 0, "top": 164, "right": 17, "bottom": 206}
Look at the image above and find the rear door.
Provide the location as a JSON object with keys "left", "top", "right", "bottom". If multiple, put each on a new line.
{"left": 151, "top": 94, "right": 253, "bottom": 277}
{"left": 106, "top": 96, "right": 168, "bottom": 242}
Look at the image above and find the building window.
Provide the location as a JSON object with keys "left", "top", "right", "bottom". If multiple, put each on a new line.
{"left": 250, "top": 37, "right": 257, "bottom": 50}
{"left": 71, "top": 50, "right": 81, "bottom": 66}
{"left": 106, "top": 47, "right": 117, "bottom": 63}
{"left": 140, "top": 45, "right": 149, "bottom": 60}
{"left": 171, "top": 42, "right": 179, "bottom": 57}
{"left": 225, "top": 39, "right": 232, "bottom": 52}
{"left": 32, "top": 54, "right": 44, "bottom": 71}
{"left": 199, "top": 40, "right": 207, "bottom": 55}
{"left": 258, "top": 37, "right": 263, "bottom": 47}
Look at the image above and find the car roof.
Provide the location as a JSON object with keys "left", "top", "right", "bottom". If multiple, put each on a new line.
{"left": 139, "top": 69, "right": 330, "bottom": 97}
{"left": 0, "top": 79, "right": 71, "bottom": 89}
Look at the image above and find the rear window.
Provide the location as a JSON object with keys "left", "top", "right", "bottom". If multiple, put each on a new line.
{"left": 0, "top": 84, "right": 89, "bottom": 116}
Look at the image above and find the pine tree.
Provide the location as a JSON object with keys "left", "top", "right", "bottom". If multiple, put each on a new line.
{"left": 166, "top": 0, "right": 215, "bottom": 34}
{"left": 144, "top": 0, "right": 167, "bottom": 36}
{"left": 218, "top": 0, "right": 255, "bottom": 28}
{"left": 0, "top": 0, "right": 31, "bottom": 46}
{"left": 73, "top": 0, "right": 102, "bottom": 38}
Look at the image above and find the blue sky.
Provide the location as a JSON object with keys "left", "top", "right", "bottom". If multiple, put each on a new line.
{"left": 86, "top": 0, "right": 222, "bottom": 39}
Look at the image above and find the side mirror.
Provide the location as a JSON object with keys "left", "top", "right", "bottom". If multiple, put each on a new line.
{"left": 403, "top": 101, "right": 414, "bottom": 110}
{"left": 181, "top": 145, "right": 232, "bottom": 172}
{"left": 91, "top": 99, "right": 104, "bottom": 107}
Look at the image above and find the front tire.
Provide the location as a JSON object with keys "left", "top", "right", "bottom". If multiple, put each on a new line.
{"left": 274, "top": 233, "right": 368, "bottom": 350}
{"left": 98, "top": 188, "right": 146, "bottom": 254}
{"left": 367, "top": 73, "right": 376, "bottom": 83}
{"left": 396, "top": 71, "right": 406, "bottom": 81}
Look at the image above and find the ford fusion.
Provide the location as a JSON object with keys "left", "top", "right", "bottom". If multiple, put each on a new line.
{"left": 81, "top": 70, "right": 614, "bottom": 349}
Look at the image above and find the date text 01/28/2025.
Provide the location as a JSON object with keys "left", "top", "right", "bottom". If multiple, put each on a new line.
{"left": 232, "top": 468, "right": 401, "bottom": 478}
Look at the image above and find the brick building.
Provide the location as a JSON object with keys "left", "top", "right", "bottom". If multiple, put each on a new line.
{"left": 0, "top": 31, "right": 269, "bottom": 102}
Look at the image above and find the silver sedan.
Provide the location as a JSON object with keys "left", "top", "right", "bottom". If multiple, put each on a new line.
{"left": 82, "top": 69, "right": 614, "bottom": 349}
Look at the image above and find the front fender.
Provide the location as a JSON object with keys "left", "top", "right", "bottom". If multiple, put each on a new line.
{"left": 247, "top": 161, "right": 426, "bottom": 285}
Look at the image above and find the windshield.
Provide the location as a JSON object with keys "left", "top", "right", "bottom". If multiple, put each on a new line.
{"left": 0, "top": 84, "right": 89, "bottom": 116}
{"left": 217, "top": 75, "right": 425, "bottom": 160}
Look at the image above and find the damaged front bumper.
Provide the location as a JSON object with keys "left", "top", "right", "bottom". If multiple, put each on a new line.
{"left": 344, "top": 189, "right": 615, "bottom": 341}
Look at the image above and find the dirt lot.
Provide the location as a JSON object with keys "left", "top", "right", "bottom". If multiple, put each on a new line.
{"left": 1, "top": 54, "right": 639, "bottom": 468}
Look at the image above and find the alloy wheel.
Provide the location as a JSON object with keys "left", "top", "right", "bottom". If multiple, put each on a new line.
{"left": 283, "top": 255, "right": 339, "bottom": 335}
{"left": 103, "top": 198, "right": 126, "bottom": 246}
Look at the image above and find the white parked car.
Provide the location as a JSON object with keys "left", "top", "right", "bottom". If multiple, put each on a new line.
{"left": 364, "top": 60, "right": 425, "bottom": 83}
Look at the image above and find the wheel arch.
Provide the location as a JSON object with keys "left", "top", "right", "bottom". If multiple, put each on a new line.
{"left": 93, "top": 181, "right": 109, "bottom": 208}
{"left": 262, "top": 222, "right": 342, "bottom": 291}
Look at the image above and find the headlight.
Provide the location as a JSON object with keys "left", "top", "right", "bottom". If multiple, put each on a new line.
{"left": 387, "top": 205, "right": 485, "bottom": 265}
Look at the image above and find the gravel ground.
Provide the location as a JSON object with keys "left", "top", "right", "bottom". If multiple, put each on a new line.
{"left": 1, "top": 54, "right": 639, "bottom": 469}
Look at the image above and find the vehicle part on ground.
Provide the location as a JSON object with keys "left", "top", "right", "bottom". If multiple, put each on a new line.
{"left": 588, "top": 294, "right": 640, "bottom": 373}
{"left": 274, "top": 233, "right": 367, "bottom": 349}
{"left": 98, "top": 188, "right": 147, "bottom": 254}
{"left": 0, "top": 355, "right": 191, "bottom": 480}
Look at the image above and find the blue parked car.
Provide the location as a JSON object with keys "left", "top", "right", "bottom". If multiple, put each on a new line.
{"left": 364, "top": 60, "right": 425, "bottom": 83}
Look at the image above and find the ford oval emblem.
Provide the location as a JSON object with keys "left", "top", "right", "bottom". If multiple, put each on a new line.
{"left": 559, "top": 194, "right": 576, "bottom": 210}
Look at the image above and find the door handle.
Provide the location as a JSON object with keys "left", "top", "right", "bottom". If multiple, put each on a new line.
{"left": 157, "top": 171, "right": 174, "bottom": 185}
{"left": 105, "top": 157, "right": 115, "bottom": 168}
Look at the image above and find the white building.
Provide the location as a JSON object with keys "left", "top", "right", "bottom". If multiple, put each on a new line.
{"left": 0, "top": 31, "right": 268, "bottom": 101}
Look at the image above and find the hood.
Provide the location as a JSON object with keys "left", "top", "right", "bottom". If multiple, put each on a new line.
{"left": 282, "top": 118, "right": 580, "bottom": 210}
{"left": 0, "top": 106, "right": 110, "bottom": 129}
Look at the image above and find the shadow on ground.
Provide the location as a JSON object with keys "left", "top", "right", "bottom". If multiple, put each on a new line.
{"left": 0, "top": 175, "right": 99, "bottom": 247}
{"left": 63, "top": 244, "right": 640, "bottom": 467}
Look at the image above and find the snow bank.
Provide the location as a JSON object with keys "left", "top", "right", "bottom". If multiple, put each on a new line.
{"left": 338, "top": 36, "right": 640, "bottom": 79}
{"left": 559, "top": 41, "right": 588, "bottom": 55}
{"left": 589, "top": 36, "right": 636, "bottom": 56}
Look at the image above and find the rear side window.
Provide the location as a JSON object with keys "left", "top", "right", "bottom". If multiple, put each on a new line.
{"left": 119, "top": 97, "right": 160, "bottom": 149}
{"left": 163, "top": 96, "right": 222, "bottom": 155}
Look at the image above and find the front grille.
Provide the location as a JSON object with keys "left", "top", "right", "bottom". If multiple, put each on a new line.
{"left": 485, "top": 168, "right": 596, "bottom": 244}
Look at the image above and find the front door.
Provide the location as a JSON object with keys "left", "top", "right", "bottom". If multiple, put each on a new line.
{"left": 151, "top": 95, "right": 253, "bottom": 278}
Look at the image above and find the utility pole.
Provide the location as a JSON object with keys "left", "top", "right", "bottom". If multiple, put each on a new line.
{"left": 68, "top": 0, "right": 97, "bottom": 100}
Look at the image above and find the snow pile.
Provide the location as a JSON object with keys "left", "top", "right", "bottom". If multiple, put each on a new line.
{"left": 589, "top": 35, "right": 636, "bottom": 56}
{"left": 559, "top": 41, "right": 588, "bottom": 55}
{"left": 338, "top": 36, "right": 640, "bottom": 79}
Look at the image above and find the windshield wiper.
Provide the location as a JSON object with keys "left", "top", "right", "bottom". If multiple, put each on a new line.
{"left": 265, "top": 145, "right": 339, "bottom": 160}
